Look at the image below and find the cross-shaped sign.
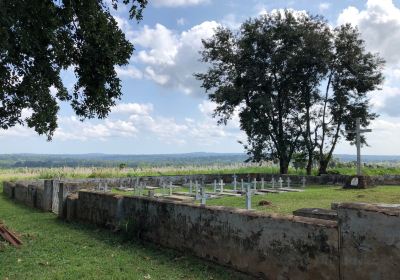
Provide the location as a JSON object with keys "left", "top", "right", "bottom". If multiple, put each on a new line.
{"left": 346, "top": 118, "right": 372, "bottom": 176}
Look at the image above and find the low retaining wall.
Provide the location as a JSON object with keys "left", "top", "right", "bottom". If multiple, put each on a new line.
{"left": 337, "top": 203, "right": 400, "bottom": 279}
{"left": 73, "top": 191, "right": 340, "bottom": 279}
{"left": 3, "top": 179, "right": 400, "bottom": 279}
{"left": 68, "top": 191, "right": 400, "bottom": 279}
{"left": 3, "top": 180, "right": 50, "bottom": 211}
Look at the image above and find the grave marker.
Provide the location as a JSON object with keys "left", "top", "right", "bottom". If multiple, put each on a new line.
{"left": 301, "top": 177, "right": 306, "bottom": 188}
{"left": 345, "top": 117, "right": 372, "bottom": 176}
{"left": 195, "top": 180, "right": 199, "bottom": 198}
{"left": 246, "top": 183, "right": 252, "bottom": 210}
{"left": 278, "top": 177, "right": 283, "bottom": 189}
{"left": 219, "top": 179, "right": 224, "bottom": 194}
{"left": 232, "top": 174, "right": 237, "bottom": 191}
{"left": 200, "top": 185, "right": 208, "bottom": 206}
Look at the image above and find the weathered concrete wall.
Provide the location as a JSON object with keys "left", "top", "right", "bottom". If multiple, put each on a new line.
{"left": 4, "top": 180, "right": 50, "bottom": 211}
{"left": 3, "top": 181, "right": 15, "bottom": 199}
{"left": 14, "top": 183, "right": 29, "bottom": 205}
{"left": 76, "top": 192, "right": 123, "bottom": 227}
{"left": 58, "top": 182, "right": 87, "bottom": 218}
{"left": 74, "top": 191, "right": 340, "bottom": 279}
{"left": 42, "top": 180, "right": 53, "bottom": 211}
{"left": 4, "top": 178, "right": 400, "bottom": 279}
{"left": 337, "top": 203, "right": 400, "bottom": 280}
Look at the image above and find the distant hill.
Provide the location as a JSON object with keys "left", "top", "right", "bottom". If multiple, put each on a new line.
{"left": 0, "top": 153, "right": 400, "bottom": 168}
{"left": 334, "top": 154, "right": 400, "bottom": 163}
{"left": 0, "top": 153, "right": 249, "bottom": 168}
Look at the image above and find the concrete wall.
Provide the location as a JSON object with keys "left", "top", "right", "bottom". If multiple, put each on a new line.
{"left": 3, "top": 178, "right": 400, "bottom": 279}
{"left": 3, "top": 181, "right": 15, "bottom": 199}
{"left": 3, "top": 180, "right": 51, "bottom": 211}
{"left": 74, "top": 191, "right": 340, "bottom": 279}
{"left": 337, "top": 203, "right": 400, "bottom": 280}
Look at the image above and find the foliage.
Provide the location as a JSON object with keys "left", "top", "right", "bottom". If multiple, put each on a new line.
{"left": 315, "top": 24, "right": 384, "bottom": 174}
{"left": 0, "top": 0, "right": 147, "bottom": 139}
{"left": 196, "top": 10, "right": 384, "bottom": 175}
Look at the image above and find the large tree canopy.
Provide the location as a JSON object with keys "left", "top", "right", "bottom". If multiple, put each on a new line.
{"left": 196, "top": 11, "right": 384, "bottom": 174}
{"left": 0, "top": 0, "right": 147, "bottom": 139}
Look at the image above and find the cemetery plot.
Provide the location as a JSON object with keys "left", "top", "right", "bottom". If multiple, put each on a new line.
{"left": 109, "top": 176, "right": 307, "bottom": 210}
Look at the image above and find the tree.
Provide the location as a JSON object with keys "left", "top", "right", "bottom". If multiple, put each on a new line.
{"left": 315, "top": 24, "right": 384, "bottom": 174}
{"left": 195, "top": 11, "right": 332, "bottom": 174}
{"left": 0, "top": 0, "right": 147, "bottom": 139}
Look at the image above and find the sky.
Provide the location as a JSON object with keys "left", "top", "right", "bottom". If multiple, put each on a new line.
{"left": 1, "top": 0, "right": 400, "bottom": 155}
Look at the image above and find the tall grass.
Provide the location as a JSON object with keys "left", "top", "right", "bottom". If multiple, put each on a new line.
{"left": 1, "top": 162, "right": 400, "bottom": 182}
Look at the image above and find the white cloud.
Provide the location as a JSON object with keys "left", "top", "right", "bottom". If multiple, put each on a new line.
{"left": 337, "top": 0, "right": 400, "bottom": 65}
{"left": 115, "top": 66, "right": 143, "bottom": 79}
{"left": 337, "top": 0, "right": 400, "bottom": 119}
{"left": 144, "top": 67, "right": 170, "bottom": 85}
{"left": 133, "top": 21, "right": 220, "bottom": 95}
{"left": 0, "top": 100, "right": 243, "bottom": 147}
{"left": 319, "top": 2, "right": 331, "bottom": 12}
{"left": 111, "top": 103, "right": 153, "bottom": 115}
{"left": 152, "top": 0, "right": 209, "bottom": 7}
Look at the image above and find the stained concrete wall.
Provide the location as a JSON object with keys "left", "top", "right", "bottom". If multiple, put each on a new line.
{"left": 73, "top": 191, "right": 340, "bottom": 279}
{"left": 4, "top": 178, "right": 400, "bottom": 279}
{"left": 3, "top": 181, "right": 15, "bottom": 199}
{"left": 4, "top": 180, "right": 51, "bottom": 211}
{"left": 337, "top": 203, "right": 400, "bottom": 280}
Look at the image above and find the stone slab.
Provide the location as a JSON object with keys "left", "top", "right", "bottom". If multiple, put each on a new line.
{"left": 293, "top": 208, "right": 338, "bottom": 221}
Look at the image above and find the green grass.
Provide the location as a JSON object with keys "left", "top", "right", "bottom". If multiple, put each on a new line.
{"left": 205, "top": 185, "right": 400, "bottom": 214}
{"left": 0, "top": 185, "right": 252, "bottom": 280}
{"left": 111, "top": 184, "right": 400, "bottom": 215}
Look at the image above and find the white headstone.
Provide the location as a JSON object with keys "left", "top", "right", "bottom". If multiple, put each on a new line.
{"left": 351, "top": 177, "right": 359, "bottom": 187}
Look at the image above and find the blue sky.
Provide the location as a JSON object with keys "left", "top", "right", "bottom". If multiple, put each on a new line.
{"left": 1, "top": 0, "right": 400, "bottom": 155}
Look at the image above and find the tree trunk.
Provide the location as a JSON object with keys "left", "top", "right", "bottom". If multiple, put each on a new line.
{"left": 280, "top": 159, "right": 289, "bottom": 174}
{"left": 318, "top": 160, "right": 328, "bottom": 175}
{"left": 306, "top": 152, "right": 313, "bottom": 175}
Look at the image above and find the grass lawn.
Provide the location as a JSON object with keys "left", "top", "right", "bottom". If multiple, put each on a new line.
{"left": 205, "top": 185, "right": 400, "bottom": 214}
{"left": 113, "top": 184, "right": 400, "bottom": 215}
{"left": 0, "top": 185, "right": 252, "bottom": 280}
{"left": 112, "top": 185, "right": 400, "bottom": 214}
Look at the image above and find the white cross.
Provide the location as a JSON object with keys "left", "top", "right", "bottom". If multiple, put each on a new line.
{"left": 232, "top": 174, "right": 237, "bottom": 191}
{"left": 219, "top": 179, "right": 224, "bottom": 193}
{"left": 245, "top": 183, "right": 252, "bottom": 210}
{"left": 346, "top": 118, "right": 372, "bottom": 176}
{"left": 278, "top": 177, "right": 283, "bottom": 188}
{"left": 200, "top": 186, "right": 208, "bottom": 205}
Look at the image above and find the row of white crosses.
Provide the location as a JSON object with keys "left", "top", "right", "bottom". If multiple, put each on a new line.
{"left": 232, "top": 175, "right": 306, "bottom": 191}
